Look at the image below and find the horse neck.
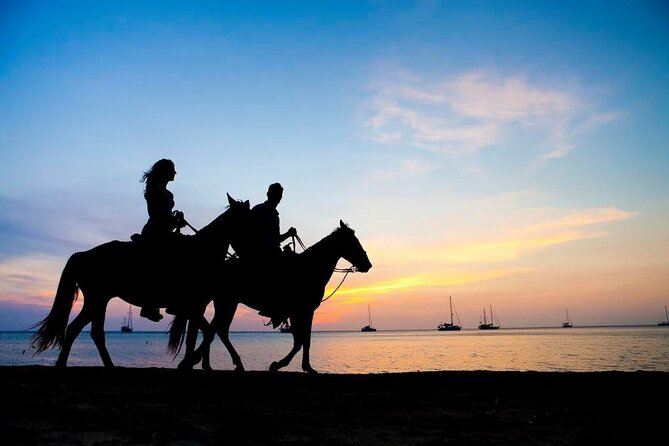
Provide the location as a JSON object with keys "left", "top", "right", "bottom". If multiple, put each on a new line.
{"left": 197, "top": 211, "right": 228, "bottom": 237}
{"left": 196, "top": 211, "right": 235, "bottom": 246}
{"left": 302, "top": 233, "right": 342, "bottom": 284}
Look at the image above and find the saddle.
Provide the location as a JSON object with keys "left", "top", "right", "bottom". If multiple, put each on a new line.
{"left": 243, "top": 251, "right": 299, "bottom": 329}
{"left": 128, "top": 232, "right": 202, "bottom": 306}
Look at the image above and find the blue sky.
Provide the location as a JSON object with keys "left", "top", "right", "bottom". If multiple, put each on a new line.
{"left": 1, "top": 1, "right": 668, "bottom": 331}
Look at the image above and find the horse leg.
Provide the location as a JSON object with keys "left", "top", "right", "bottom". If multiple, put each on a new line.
{"left": 178, "top": 314, "right": 203, "bottom": 370}
{"left": 195, "top": 315, "right": 214, "bottom": 372}
{"left": 269, "top": 316, "right": 303, "bottom": 372}
{"left": 55, "top": 306, "right": 93, "bottom": 368}
{"left": 90, "top": 301, "right": 114, "bottom": 368}
{"left": 300, "top": 312, "right": 318, "bottom": 374}
{"left": 213, "top": 301, "right": 245, "bottom": 372}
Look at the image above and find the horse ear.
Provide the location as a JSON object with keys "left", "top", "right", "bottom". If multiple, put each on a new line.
{"left": 227, "top": 193, "right": 234, "bottom": 205}
{"left": 340, "top": 219, "right": 345, "bottom": 228}
{"left": 244, "top": 200, "right": 250, "bottom": 209}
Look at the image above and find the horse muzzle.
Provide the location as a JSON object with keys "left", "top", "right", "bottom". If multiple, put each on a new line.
{"left": 356, "top": 261, "right": 372, "bottom": 273}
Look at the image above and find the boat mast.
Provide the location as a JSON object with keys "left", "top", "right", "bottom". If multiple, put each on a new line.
{"left": 129, "top": 305, "right": 133, "bottom": 330}
{"left": 565, "top": 308, "right": 570, "bottom": 324}
{"left": 483, "top": 307, "right": 487, "bottom": 324}
{"left": 368, "top": 303, "right": 372, "bottom": 327}
{"left": 449, "top": 296, "right": 454, "bottom": 325}
{"left": 665, "top": 306, "right": 668, "bottom": 324}
{"left": 489, "top": 305, "right": 494, "bottom": 325}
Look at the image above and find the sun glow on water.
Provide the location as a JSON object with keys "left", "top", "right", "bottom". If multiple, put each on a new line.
{"left": 2, "top": 327, "right": 668, "bottom": 373}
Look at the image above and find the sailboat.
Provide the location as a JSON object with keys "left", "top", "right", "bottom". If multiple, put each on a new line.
{"left": 361, "top": 303, "right": 377, "bottom": 332}
{"left": 438, "top": 296, "right": 462, "bottom": 331}
{"left": 658, "top": 306, "right": 669, "bottom": 327}
{"left": 478, "top": 305, "right": 499, "bottom": 330}
{"left": 562, "top": 308, "right": 573, "bottom": 328}
{"left": 121, "top": 305, "right": 133, "bottom": 333}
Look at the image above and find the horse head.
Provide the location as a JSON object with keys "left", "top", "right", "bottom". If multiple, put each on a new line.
{"left": 334, "top": 220, "right": 372, "bottom": 273}
{"left": 196, "top": 194, "right": 252, "bottom": 254}
{"left": 225, "top": 193, "right": 253, "bottom": 254}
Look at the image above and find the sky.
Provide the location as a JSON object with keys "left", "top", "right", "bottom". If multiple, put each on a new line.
{"left": 1, "top": 0, "right": 668, "bottom": 331}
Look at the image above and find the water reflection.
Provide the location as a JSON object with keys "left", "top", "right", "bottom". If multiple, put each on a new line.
{"left": 1, "top": 327, "right": 668, "bottom": 373}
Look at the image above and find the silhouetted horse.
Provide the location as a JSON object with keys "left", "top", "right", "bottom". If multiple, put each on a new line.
{"left": 170, "top": 220, "right": 372, "bottom": 374}
{"left": 31, "top": 194, "right": 251, "bottom": 367}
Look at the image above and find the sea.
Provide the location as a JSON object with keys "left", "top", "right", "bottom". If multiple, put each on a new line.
{"left": 1, "top": 326, "right": 668, "bottom": 373}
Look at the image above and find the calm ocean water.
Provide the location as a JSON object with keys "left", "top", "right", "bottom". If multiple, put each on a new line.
{"left": 1, "top": 327, "right": 668, "bottom": 373}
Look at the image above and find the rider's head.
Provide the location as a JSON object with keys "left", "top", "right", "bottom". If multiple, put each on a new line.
{"left": 141, "top": 159, "right": 176, "bottom": 191}
{"left": 267, "top": 182, "right": 283, "bottom": 207}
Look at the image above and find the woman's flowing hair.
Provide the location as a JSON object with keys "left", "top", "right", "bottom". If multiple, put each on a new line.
{"left": 141, "top": 158, "right": 174, "bottom": 195}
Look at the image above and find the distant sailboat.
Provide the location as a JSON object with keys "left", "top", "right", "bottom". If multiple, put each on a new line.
{"left": 659, "top": 306, "right": 669, "bottom": 327}
{"left": 121, "top": 305, "right": 133, "bottom": 333}
{"left": 478, "top": 305, "right": 499, "bottom": 330}
{"left": 562, "top": 308, "right": 573, "bottom": 328}
{"left": 438, "top": 296, "right": 462, "bottom": 331}
{"left": 361, "top": 303, "right": 377, "bottom": 332}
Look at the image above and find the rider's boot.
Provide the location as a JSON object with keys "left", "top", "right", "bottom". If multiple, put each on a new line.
{"left": 140, "top": 307, "right": 163, "bottom": 322}
{"left": 165, "top": 306, "right": 180, "bottom": 315}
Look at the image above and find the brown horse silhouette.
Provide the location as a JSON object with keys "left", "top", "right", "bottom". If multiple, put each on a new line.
{"left": 31, "top": 194, "right": 251, "bottom": 367}
{"left": 170, "top": 220, "right": 372, "bottom": 374}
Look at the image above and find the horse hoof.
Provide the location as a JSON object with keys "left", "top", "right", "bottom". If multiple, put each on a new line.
{"left": 303, "top": 366, "right": 319, "bottom": 375}
{"left": 269, "top": 361, "right": 280, "bottom": 372}
{"left": 177, "top": 360, "right": 194, "bottom": 371}
{"left": 234, "top": 365, "right": 245, "bottom": 373}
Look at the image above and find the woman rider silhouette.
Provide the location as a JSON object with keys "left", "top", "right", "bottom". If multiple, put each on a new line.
{"left": 139, "top": 159, "right": 186, "bottom": 322}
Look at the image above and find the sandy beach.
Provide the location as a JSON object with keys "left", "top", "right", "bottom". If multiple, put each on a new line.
{"left": 1, "top": 366, "right": 666, "bottom": 445}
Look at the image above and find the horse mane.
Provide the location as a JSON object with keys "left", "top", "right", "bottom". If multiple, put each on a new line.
{"left": 331, "top": 224, "right": 354, "bottom": 235}
{"left": 195, "top": 203, "right": 238, "bottom": 239}
{"left": 299, "top": 224, "right": 354, "bottom": 257}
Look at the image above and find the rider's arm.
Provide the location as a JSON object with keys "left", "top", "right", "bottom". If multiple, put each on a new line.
{"left": 279, "top": 227, "right": 297, "bottom": 243}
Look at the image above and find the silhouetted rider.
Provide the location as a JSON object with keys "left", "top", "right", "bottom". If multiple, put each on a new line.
{"left": 251, "top": 183, "right": 296, "bottom": 257}
{"left": 250, "top": 182, "right": 297, "bottom": 327}
{"left": 138, "top": 158, "right": 187, "bottom": 322}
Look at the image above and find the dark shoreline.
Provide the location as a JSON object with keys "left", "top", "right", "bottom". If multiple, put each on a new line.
{"left": 1, "top": 324, "right": 665, "bottom": 333}
{"left": 2, "top": 366, "right": 666, "bottom": 445}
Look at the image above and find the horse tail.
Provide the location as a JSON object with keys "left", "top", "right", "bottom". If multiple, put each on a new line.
{"left": 30, "top": 252, "right": 84, "bottom": 354}
{"left": 167, "top": 315, "right": 188, "bottom": 357}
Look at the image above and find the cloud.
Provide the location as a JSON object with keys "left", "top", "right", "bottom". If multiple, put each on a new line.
{"left": 418, "top": 206, "right": 634, "bottom": 264}
{"left": 329, "top": 267, "right": 533, "bottom": 302}
{"left": 366, "top": 71, "right": 618, "bottom": 159}
{"left": 336, "top": 205, "right": 635, "bottom": 301}
{"left": 0, "top": 253, "right": 63, "bottom": 306}
{"left": 448, "top": 73, "right": 579, "bottom": 121}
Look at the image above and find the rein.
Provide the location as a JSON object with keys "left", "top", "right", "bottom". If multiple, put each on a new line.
{"left": 291, "top": 233, "right": 357, "bottom": 303}
{"left": 321, "top": 267, "right": 355, "bottom": 303}
{"left": 292, "top": 234, "right": 307, "bottom": 252}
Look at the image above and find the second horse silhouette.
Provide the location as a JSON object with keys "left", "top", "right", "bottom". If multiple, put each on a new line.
{"left": 170, "top": 220, "right": 372, "bottom": 374}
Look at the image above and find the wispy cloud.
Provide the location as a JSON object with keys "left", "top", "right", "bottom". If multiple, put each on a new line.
{"left": 365, "top": 71, "right": 618, "bottom": 159}
{"left": 336, "top": 205, "right": 635, "bottom": 301}
{"left": 329, "top": 267, "right": 532, "bottom": 302}
{"left": 0, "top": 254, "right": 62, "bottom": 306}
{"left": 395, "top": 206, "right": 634, "bottom": 264}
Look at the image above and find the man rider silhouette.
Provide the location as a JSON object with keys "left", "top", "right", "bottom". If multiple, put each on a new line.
{"left": 251, "top": 183, "right": 297, "bottom": 256}
{"left": 251, "top": 183, "right": 297, "bottom": 327}
{"left": 138, "top": 159, "right": 187, "bottom": 322}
